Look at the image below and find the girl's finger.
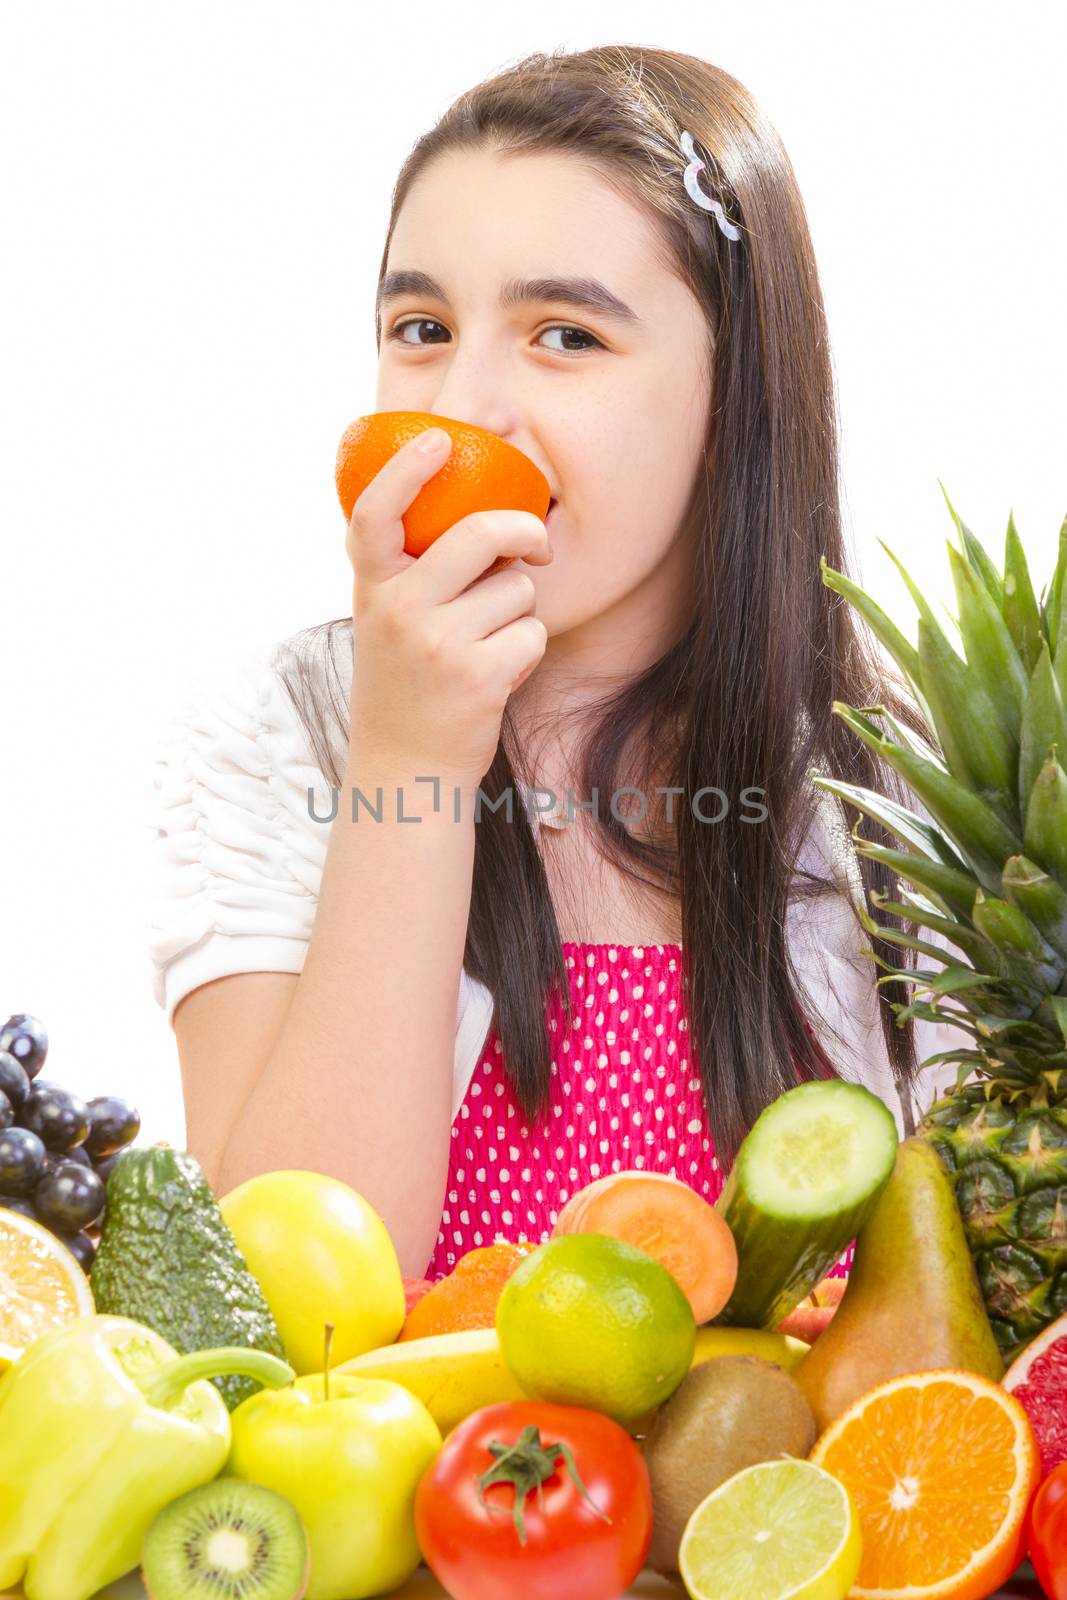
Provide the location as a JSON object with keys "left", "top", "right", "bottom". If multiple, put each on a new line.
{"left": 475, "top": 613, "right": 550, "bottom": 693}
{"left": 406, "top": 509, "right": 553, "bottom": 607}
{"left": 346, "top": 428, "right": 452, "bottom": 586}
{"left": 444, "top": 565, "right": 539, "bottom": 641}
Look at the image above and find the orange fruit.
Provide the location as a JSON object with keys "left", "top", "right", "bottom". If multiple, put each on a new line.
{"left": 810, "top": 1368, "right": 1040, "bottom": 1600}
{"left": 335, "top": 411, "right": 552, "bottom": 558}
{"left": 0, "top": 1211, "right": 95, "bottom": 1369}
{"left": 398, "top": 1242, "right": 531, "bottom": 1341}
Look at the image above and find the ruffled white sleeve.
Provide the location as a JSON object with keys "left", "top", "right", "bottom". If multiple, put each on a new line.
{"left": 146, "top": 642, "right": 336, "bottom": 1027}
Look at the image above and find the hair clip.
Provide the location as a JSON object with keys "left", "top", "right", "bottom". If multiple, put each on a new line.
{"left": 679, "top": 130, "right": 741, "bottom": 242}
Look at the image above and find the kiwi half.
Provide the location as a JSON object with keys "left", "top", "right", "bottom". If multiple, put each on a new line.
{"left": 142, "top": 1479, "right": 310, "bottom": 1600}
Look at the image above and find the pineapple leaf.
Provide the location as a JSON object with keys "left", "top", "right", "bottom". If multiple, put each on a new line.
{"left": 853, "top": 895, "right": 969, "bottom": 963}
{"left": 911, "top": 967, "right": 997, "bottom": 996}
{"left": 1001, "top": 854, "right": 1067, "bottom": 961}
{"left": 861, "top": 924, "right": 975, "bottom": 966}
{"left": 917, "top": 1050, "right": 990, "bottom": 1081}
{"left": 1023, "top": 750, "right": 1067, "bottom": 883}
{"left": 1004, "top": 510, "right": 1045, "bottom": 674}
{"left": 1050, "top": 995, "right": 1067, "bottom": 1046}
{"left": 849, "top": 836, "right": 979, "bottom": 919}
{"left": 1019, "top": 645, "right": 1067, "bottom": 819}
{"left": 871, "top": 704, "right": 948, "bottom": 771}
{"left": 870, "top": 889, "right": 1004, "bottom": 960}
{"left": 938, "top": 480, "right": 1004, "bottom": 609}
{"left": 948, "top": 542, "right": 1027, "bottom": 738}
{"left": 1043, "top": 515, "right": 1067, "bottom": 656}
{"left": 828, "top": 704, "right": 1024, "bottom": 893}
{"left": 893, "top": 996, "right": 987, "bottom": 1031}
{"left": 818, "top": 557, "right": 928, "bottom": 710}
{"left": 917, "top": 616, "right": 1020, "bottom": 832}
{"left": 809, "top": 768, "right": 971, "bottom": 872}
{"left": 969, "top": 895, "right": 1065, "bottom": 1003}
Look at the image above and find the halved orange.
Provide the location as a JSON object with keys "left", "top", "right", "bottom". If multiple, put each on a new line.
{"left": 0, "top": 1211, "right": 95, "bottom": 1369}
{"left": 335, "top": 411, "right": 552, "bottom": 558}
{"left": 809, "top": 1368, "right": 1039, "bottom": 1600}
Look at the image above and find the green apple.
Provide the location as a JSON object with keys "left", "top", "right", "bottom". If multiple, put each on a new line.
{"left": 227, "top": 1370, "right": 441, "bottom": 1600}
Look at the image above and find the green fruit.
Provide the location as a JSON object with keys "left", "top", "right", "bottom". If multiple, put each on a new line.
{"left": 643, "top": 1354, "right": 817, "bottom": 1579}
{"left": 794, "top": 1138, "right": 1003, "bottom": 1433}
{"left": 495, "top": 1232, "right": 695, "bottom": 1425}
{"left": 141, "top": 1479, "right": 309, "bottom": 1600}
{"left": 713, "top": 1079, "right": 899, "bottom": 1329}
{"left": 227, "top": 1372, "right": 441, "bottom": 1600}
{"left": 813, "top": 494, "right": 1067, "bottom": 1363}
{"left": 678, "top": 1458, "right": 862, "bottom": 1600}
{"left": 90, "top": 1145, "right": 286, "bottom": 1410}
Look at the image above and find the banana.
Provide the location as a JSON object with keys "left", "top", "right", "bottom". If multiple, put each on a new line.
{"left": 336, "top": 1328, "right": 525, "bottom": 1436}
{"left": 338, "top": 1324, "right": 810, "bottom": 1440}
{"left": 691, "top": 1325, "right": 809, "bottom": 1372}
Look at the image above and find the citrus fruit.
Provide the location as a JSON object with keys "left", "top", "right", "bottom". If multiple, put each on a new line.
{"left": 552, "top": 1170, "right": 738, "bottom": 1323}
{"left": 0, "top": 1210, "right": 94, "bottom": 1368}
{"left": 1003, "top": 1307, "right": 1067, "bottom": 1476}
{"left": 495, "top": 1232, "right": 695, "bottom": 1425}
{"left": 218, "top": 1170, "right": 405, "bottom": 1372}
{"left": 677, "top": 1458, "right": 862, "bottom": 1600}
{"left": 399, "top": 1242, "right": 530, "bottom": 1341}
{"left": 335, "top": 410, "right": 552, "bottom": 558}
{"left": 810, "top": 1369, "right": 1040, "bottom": 1600}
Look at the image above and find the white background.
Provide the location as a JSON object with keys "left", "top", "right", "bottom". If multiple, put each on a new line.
{"left": 1, "top": 1, "right": 1065, "bottom": 1146}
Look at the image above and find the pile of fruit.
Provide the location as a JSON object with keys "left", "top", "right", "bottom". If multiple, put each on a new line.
{"left": 1, "top": 1067, "right": 1065, "bottom": 1600}
{"left": 1, "top": 490, "right": 1065, "bottom": 1598}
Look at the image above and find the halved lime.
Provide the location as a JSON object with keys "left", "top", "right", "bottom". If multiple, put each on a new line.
{"left": 678, "top": 1457, "right": 861, "bottom": 1600}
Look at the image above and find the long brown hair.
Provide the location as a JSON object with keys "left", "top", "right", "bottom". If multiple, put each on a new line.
{"left": 278, "top": 44, "right": 933, "bottom": 1165}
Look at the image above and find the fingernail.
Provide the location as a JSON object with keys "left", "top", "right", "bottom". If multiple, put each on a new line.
{"left": 417, "top": 428, "right": 449, "bottom": 454}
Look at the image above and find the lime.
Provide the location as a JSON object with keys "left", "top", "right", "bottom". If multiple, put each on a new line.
{"left": 678, "top": 1458, "right": 862, "bottom": 1600}
{"left": 495, "top": 1232, "right": 695, "bottom": 1424}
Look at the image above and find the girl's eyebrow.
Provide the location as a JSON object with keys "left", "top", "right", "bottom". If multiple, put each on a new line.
{"left": 377, "top": 269, "right": 640, "bottom": 324}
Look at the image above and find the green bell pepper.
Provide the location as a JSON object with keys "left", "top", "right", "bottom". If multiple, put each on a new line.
{"left": 0, "top": 1312, "right": 295, "bottom": 1600}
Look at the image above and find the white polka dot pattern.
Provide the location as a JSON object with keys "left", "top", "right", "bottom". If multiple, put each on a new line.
{"left": 425, "top": 941, "right": 855, "bottom": 1282}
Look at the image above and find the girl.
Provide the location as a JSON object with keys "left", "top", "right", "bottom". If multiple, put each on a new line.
{"left": 148, "top": 44, "right": 968, "bottom": 1280}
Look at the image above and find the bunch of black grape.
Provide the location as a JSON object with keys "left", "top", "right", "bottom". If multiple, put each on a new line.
{"left": 0, "top": 1013, "right": 140, "bottom": 1273}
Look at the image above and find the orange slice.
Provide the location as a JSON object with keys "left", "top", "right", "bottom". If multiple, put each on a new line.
{"left": 0, "top": 1211, "right": 95, "bottom": 1368}
{"left": 810, "top": 1369, "right": 1039, "bottom": 1600}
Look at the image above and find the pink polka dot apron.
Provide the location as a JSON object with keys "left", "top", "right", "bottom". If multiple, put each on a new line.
{"left": 425, "top": 942, "right": 853, "bottom": 1283}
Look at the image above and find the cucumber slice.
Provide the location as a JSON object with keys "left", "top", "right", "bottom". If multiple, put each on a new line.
{"left": 712, "top": 1080, "right": 898, "bottom": 1329}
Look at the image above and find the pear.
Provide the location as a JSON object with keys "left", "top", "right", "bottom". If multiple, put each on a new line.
{"left": 795, "top": 1137, "right": 1003, "bottom": 1433}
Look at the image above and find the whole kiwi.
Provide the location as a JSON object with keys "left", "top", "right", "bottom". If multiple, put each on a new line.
{"left": 642, "top": 1355, "right": 817, "bottom": 1579}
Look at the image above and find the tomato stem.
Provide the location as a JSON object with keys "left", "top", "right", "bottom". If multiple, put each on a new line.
{"left": 475, "top": 1424, "right": 612, "bottom": 1546}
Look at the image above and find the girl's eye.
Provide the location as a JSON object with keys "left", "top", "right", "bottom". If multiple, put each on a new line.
{"left": 387, "top": 319, "right": 602, "bottom": 355}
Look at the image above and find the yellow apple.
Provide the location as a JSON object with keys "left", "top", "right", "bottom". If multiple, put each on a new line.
{"left": 219, "top": 1170, "right": 405, "bottom": 1372}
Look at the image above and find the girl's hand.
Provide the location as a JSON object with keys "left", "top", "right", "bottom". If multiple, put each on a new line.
{"left": 345, "top": 428, "right": 554, "bottom": 791}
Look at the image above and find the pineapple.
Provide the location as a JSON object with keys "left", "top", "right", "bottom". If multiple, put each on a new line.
{"left": 812, "top": 485, "right": 1067, "bottom": 1364}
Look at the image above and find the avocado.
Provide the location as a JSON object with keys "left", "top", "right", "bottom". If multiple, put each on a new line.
{"left": 90, "top": 1144, "right": 287, "bottom": 1409}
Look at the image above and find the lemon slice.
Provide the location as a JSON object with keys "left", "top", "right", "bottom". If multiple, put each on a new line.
{"left": 678, "top": 1457, "right": 862, "bottom": 1600}
{"left": 0, "top": 1211, "right": 95, "bottom": 1369}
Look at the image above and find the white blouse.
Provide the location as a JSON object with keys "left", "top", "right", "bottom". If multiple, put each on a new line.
{"left": 146, "top": 632, "right": 974, "bottom": 1137}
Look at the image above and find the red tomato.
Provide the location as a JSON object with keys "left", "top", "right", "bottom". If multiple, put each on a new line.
{"left": 1029, "top": 1462, "right": 1067, "bottom": 1600}
{"left": 414, "top": 1401, "right": 652, "bottom": 1600}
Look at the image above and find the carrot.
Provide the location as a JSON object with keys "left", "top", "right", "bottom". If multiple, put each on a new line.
{"left": 552, "top": 1170, "right": 738, "bottom": 1323}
